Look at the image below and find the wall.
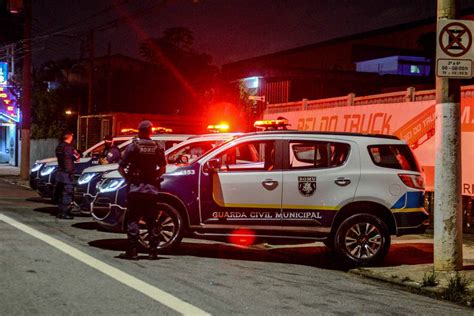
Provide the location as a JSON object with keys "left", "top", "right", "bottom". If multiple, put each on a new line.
{"left": 30, "top": 138, "right": 58, "bottom": 167}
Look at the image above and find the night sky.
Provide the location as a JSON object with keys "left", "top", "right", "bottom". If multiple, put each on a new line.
{"left": 32, "top": 0, "right": 474, "bottom": 67}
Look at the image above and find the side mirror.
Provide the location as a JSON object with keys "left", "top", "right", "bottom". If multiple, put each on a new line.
{"left": 204, "top": 158, "right": 221, "bottom": 173}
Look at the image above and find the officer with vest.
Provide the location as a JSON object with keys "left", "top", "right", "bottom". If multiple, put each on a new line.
{"left": 99, "top": 135, "right": 121, "bottom": 165}
{"left": 118, "top": 121, "right": 167, "bottom": 260}
{"left": 55, "top": 131, "right": 80, "bottom": 219}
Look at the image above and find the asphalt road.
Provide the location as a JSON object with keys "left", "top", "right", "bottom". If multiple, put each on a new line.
{"left": 0, "top": 180, "right": 471, "bottom": 315}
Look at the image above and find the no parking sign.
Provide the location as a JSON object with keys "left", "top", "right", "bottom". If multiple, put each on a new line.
{"left": 436, "top": 19, "right": 474, "bottom": 78}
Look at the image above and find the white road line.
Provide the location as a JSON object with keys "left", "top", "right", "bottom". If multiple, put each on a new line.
{"left": 0, "top": 213, "right": 210, "bottom": 316}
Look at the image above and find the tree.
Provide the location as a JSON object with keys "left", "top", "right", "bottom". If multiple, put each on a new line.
{"left": 30, "top": 59, "right": 86, "bottom": 139}
{"left": 139, "top": 27, "right": 218, "bottom": 114}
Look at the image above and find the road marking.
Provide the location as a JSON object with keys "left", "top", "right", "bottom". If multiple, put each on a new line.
{"left": 0, "top": 213, "right": 210, "bottom": 316}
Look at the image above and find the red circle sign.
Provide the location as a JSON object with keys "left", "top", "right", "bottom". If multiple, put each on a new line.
{"left": 439, "top": 22, "right": 473, "bottom": 57}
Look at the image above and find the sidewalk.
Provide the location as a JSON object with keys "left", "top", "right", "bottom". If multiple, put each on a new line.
{"left": 351, "top": 234, "right": 474, "bottom": 306}
{"left": 0, "top": 165, "right": 30, "bottom": 188}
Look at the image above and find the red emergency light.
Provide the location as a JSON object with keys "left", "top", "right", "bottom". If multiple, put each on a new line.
{"left": 254, "top": 119, "right": 290, "bottom": 131}
{"left": 207, "top": 123, "right": 230, "bottom": 133}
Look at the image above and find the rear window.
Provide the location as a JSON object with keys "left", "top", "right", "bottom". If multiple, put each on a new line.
{"left": 368, "top": 145, "right": 420, "bottom": 172}
{"left": 290, "top": 141, "right": 350, "bottom": 169}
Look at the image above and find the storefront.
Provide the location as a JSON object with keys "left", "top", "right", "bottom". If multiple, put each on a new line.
{"left": 0, "top": 62, "right": 19, "bottom": 166}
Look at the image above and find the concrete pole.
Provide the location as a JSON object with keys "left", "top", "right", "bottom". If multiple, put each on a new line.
{"left": 19, "top": 0, "right": 32, "bottom": 180}
{"left": 434, "top": 0, "right": 463, "bottom": 271}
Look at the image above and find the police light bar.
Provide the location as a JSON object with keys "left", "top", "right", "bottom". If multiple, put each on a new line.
{"left": 120, "top": 128, "right": 138, "bottom": 134}
{"left": 120, "top": 127, "right": 173, "bottom": 135}
{"left": 254, "top": 119, "right": 290, "bottom": 130}
{"left": 207, "top": 123, "right": 230, "bottom": 133}
{"left": 152, "top": 127, "right": 173, "bottom": 134}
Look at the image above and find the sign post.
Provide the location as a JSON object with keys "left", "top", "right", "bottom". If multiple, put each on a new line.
{"left": 434, "top": 3, "right": 467, "bottom": 271}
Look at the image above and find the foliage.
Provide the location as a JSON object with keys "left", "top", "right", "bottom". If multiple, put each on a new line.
{"left": 443, "top": 273, "right": 470, "bottom": 302}
{"left": 30, "top": 59, "right": 85, "bottom": 139}
{"left": 139, "top": 27, "right": 218, "bottom": 114}
{"left": 422, "top": 269, "right": 439, "bottom": 287}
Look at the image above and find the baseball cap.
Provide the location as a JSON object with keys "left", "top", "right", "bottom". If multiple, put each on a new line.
{"left": 138, "top": 120, "right": 153, "bottom": 130}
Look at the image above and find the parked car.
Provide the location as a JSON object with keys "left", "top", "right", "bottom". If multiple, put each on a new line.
{"left": 29, "top": 136, "right": 132, "bottom": 191}
{"left": 33, "top": 134, "right": 190, "bottom": 201}
{"left": 92, "top": 131, "right": 428, "bottom": 265}
{"left": 76, "top": 133, "right": 239, "bottom": 214}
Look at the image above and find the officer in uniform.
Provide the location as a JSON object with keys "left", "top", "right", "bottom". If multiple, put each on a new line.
{"left": 99, "top": 135, "right": 121, "bottom": 164}
{"left": 55, "top": 131, "right": 80, "bottom": 219}
{"left": 118, "top": 121, "right": 167, "bottom": 260}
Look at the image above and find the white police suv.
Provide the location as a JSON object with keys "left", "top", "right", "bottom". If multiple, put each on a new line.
{"left": 77, "top": 133, "right": 239, "bottom": 214}
{"left": 93, "top": 131, "right": 428, "bottom": 266}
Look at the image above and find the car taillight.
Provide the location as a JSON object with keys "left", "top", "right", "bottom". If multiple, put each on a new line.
{"left": 398, "top": 174, "right": 425, "bottom": 189}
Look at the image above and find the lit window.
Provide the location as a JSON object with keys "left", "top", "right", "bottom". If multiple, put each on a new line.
{"left": 410, "top": 65, "right": 421, "bottom": 74}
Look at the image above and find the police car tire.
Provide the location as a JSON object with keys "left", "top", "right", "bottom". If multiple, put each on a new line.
{"left": 138, "top": 203, "right": 184, "bottom": 253}
{"left": 334, "top": 213, "right": 390, "bottom": 266}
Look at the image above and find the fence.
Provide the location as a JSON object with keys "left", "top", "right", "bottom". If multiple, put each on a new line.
{"left": 264, "top": 85, "right": 474, "bottom": 114}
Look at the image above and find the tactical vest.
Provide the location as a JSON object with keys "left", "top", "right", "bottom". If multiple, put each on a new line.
{"left": 128, "top": 139, "right": 162, "bottom": 184}
{"left": 56, "top": 142, "right": 74, "bottom": 173}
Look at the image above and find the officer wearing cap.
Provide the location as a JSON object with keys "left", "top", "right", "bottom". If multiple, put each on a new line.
{"left": 99, "top": 135, "right": 120, "bottom": 165}
{"left": 55, "top": 131, "right": 80, "bottom": 219}
{"left": 117, "top": 120, "right": 167, "bottom": 260}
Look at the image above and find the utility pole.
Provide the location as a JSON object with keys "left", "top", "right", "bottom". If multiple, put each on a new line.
{"left": 87, "top": 30, "right": 95, "bottom": 114}
{"left": 434, "top": 0, "right": 463, "bottom": 271}
{"left": 19, "top": 0, "right": 32, "bottom": 180}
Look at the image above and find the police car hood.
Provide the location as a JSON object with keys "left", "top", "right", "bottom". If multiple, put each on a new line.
{"left": 102, "top": 164, "right": 181, "bottom": 179}
{"left": 82, "top": 163, "right": 119, "bottom": 174}
{"left": 43, "top": 157, "right": 92, "bottom": 167}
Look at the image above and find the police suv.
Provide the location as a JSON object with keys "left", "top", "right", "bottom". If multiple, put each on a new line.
{"left": 33, "top": 134, "right": 190, "bottom": 200}
{"left": 93, "top": 130, "right": 428, "bottom": 265}
{"left": 29, "top": 136, "right": 132, "bottom": 192}
{"left": 76, "top": 133, "right": 240, "bottom": 214}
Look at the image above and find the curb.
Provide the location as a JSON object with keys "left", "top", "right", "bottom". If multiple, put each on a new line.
{"left": 0, "top": 177, "right": 33, "bottom": 190}
{"left": 350, "top": 268, "right": 472, "bottom": 307}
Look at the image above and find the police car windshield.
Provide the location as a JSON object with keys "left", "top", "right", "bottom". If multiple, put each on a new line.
{"left": 167, "top": 138, "right": 236, "bottom": 165}
{"left": 194, "top": 136, "right": 240, "bottom": 164}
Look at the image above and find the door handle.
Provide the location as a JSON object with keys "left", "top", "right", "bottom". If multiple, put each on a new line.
{"left": 262, "top": 179, "right": 279, "bottom": 191}
{"left": 335, "top": 177, "right": 351, "bottom": 186}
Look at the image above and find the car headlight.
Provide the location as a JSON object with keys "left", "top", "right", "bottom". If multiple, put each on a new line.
{"left": 77, "top": 172, "right": 98, "bottom": 185}
{"left": 31, "top": 163, "right": 44, "bottom": 172}
{"left": 40, "top": 165, "right": 57, "bottom": 176}
{"left": 98, "top": 178, "right": 125, "bottom": 193}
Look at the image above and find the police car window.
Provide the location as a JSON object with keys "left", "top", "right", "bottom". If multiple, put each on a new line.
{"left": 289, "top": 141, "right": 349, "bottom": 169}
{"left": 217, "top": 140, "right": 275, "bottom": 171}
{"left": 368, "top": 145, "right": 420, "bottom": 172}
{"left": 167, "top": 140, "right": 217, "bottom": 164}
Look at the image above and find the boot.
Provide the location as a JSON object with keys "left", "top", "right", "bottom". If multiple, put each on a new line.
{"left": 118, "top": 247, "right": 139, "bottom": 260}
{"left": 148, "top": 246, "right": 159, "bottom": 260}
{"left": 57, "top": 212, "right": 74, "bottom": 220}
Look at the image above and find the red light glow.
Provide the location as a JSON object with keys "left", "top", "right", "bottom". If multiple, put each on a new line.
{"left": 228, "top": 228, "right": 256, "bottom": 247}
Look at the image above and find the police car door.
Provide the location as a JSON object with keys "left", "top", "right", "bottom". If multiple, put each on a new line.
{"left": 199, "top": 137, "right": 283, "bottom": 227}
{"left": 281, "top": 137, "right": 360, "bottom": 233}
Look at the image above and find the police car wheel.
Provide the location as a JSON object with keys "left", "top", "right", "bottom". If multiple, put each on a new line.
{"left": 138, "top": 203, "right": 184, "bottom": 253}
{"left": 334, "top": 213, "right": 390, "bottom": 266}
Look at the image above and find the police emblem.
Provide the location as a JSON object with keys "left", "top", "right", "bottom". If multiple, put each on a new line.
{"left": 298, "top": 176, "right": 317, "bottom": 197}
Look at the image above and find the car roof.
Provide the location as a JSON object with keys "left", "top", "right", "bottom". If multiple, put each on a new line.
{"left": 187, "top": 132, "right": 243, "bottom": 139}
{"left": 248, "top": 130, "right": 400, "bottom": 140}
